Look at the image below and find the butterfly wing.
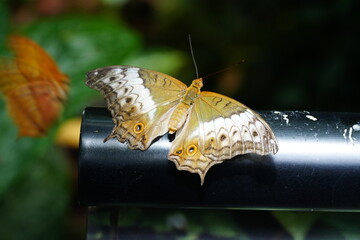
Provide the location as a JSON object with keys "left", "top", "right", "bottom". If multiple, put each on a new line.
{"left": 168, "top": 104, "right": 219, "bottom": 185}
{"left": 169, "top": 91, "right": 278, "bottom": 185}
{"left": 85, "top": 66, "right": 187, "bottom": 150}
{"left": 0, "top": 35, "right": 68, "bottom": 137}
{"left": 8, "top": 35, "right": 69, "bottom": 97}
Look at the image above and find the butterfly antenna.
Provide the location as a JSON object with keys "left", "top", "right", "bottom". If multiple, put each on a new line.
{"left": 202, "top": 60, "right": 245, "bottom": 80}
{"left": 188, "top": 35, "right": 199, "bottom": 79}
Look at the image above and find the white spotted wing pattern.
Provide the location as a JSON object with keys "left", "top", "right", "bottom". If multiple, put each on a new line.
{"left": 85, "top": 66, "right": 278, "bottom": 185}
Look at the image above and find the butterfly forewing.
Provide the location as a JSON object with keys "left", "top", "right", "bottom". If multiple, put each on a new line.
{"left": 85, "top": 66, "right": 187, "bottom": 150}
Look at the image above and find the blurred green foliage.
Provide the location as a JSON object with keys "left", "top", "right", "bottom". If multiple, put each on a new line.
{"left": 0, "top": 145, "right": 70, "bottom": 240}
{"left": 1, "top": 0, "right": 360, "bottom": 239}
{"left": 87, "top": 207, "right": 360, "bottom": 239}
{"left": 88, "top": 207, "right": 250, "bottom": 239}
{"left": 0, "top": 1, "right": 8, "bottom": 53}
{"left": 0, "top": 3, "right": 185, "bottom": 239}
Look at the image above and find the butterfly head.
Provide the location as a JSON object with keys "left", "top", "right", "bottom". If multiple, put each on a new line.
{"left": 190, "top": 78, "right": 203, "bottom": 90}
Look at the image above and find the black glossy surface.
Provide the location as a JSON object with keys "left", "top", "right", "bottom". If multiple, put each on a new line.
{"left": 79, "top": 107, "right": 360, "bottom": 210}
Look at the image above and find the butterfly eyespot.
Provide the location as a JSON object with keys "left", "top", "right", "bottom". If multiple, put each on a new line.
{"left": 109, "top": 76, "right": 116, "bottom": 81}
{"left": 175, "top": 148, "right": 183, "bottom": 155}
{"left": 186, "top": 144, "right": 198, "bottom": 156}
{"left": 252, "top": 131, "right": 258, "bottom": 137}
{"left": 124, "top": 88, "right": 129, "bottom": 94}
{"left": 133, "top": 122, "right": 144, "bottom": 133}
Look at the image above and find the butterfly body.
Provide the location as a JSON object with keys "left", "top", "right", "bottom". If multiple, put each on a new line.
{"left": 168, "top": 78, "right": 202, "bottom": 133}
{"left": 86, "top": 66, "right": 278, "bottom": 185}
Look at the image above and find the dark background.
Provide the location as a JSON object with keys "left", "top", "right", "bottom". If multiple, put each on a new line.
{"left": 0, "top": 0, "right": 360, "bottom": 239}
{"left": 121, "top": 0, "right": 360, "bottom": 112}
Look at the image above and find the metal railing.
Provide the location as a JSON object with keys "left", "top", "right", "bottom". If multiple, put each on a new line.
{"left": 79, "top": 107, "right": 360, "bottom": 211}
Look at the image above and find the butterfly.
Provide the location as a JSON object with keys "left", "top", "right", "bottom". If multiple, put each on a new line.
{"left": 0, "top": 35, "right": 68, "bottom": 137}
{"left": 85, "top": 66, "right": 278, "bottom": 185}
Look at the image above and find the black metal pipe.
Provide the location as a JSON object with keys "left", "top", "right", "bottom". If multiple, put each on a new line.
{"left": 78, "top": 107, "right": 360, "bottom": 211}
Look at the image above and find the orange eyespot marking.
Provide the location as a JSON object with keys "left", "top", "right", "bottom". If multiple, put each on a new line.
{"left": 186, "top": 144, "right": 198, "bottom": 156}
{"left": 175, "top": 148, "right": 183, "bottom": 156}
{"left": 133, "top": 122, "right": 144, "bottom": 133}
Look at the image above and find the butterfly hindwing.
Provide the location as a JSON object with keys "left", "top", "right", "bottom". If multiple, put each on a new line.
{"left": 85, "top": 66, "right": 187, "bottom": 150}
{"left": 169, "top": 91, "right": 278, "bottom": 184}
{"left": 198, "top": 91, "right": 279, "bottom": 159}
